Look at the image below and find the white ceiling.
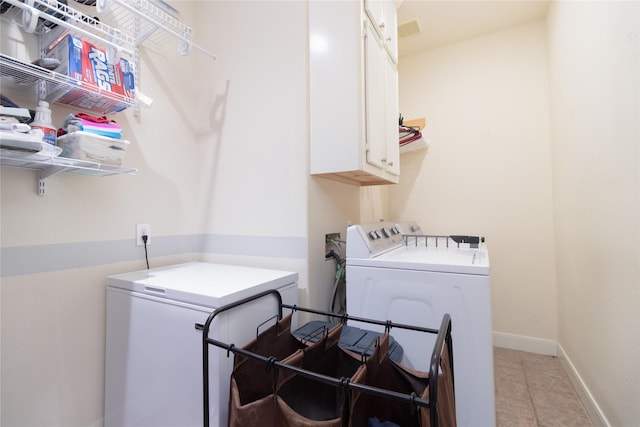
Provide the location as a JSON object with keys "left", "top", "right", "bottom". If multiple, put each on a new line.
{"left": 397, "top": 0, "right": 551, "bottom": 57}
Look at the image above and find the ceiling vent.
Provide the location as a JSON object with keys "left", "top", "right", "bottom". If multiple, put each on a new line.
{"left": 398, "top": 18, "right": 422, "bottom": 38}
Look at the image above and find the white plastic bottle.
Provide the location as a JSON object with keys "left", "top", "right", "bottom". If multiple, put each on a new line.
{"left": 31, "top": 101, "right": 57, "bottom": 145}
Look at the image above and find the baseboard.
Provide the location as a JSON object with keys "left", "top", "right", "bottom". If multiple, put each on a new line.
{"left": 557, "top": 344, "right": 611, "bottom": 427}
{"left": 492, "top": 331, "right": 558, "bottom": 356}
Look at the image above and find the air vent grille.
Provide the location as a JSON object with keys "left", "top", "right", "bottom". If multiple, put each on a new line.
{"left": 398, "top": 18, "right": 422, "bottom": 38}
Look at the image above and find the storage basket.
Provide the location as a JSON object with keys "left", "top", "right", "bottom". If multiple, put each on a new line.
{"left": 57, "top": 131, "right": 129, "bottom": 166}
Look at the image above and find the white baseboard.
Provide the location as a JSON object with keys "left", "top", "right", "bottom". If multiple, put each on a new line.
{"left": 557, "top": 344, "right": 610, "bottom": 427}
{"left": 492, "top": 331, "right": 558, "bottom": 356}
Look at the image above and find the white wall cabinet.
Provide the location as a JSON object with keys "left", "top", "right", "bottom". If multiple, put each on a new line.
{"left": 309, "top": 0, "right": 399, "bottom": 186}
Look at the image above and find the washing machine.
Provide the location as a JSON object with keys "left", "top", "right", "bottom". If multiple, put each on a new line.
{"left": 346, "top": 222, "right": 494, "bottom": 427}
{"left": 104, "top": 262, "right": 298, "bottom": 427}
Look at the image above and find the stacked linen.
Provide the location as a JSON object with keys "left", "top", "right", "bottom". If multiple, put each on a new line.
{"left": 58, "top": 113, "right": 129, "bottom": 166}
{"left": 56, "top": 131, "right": 129, "bottom": 166}
{"left": 62, "top": 113, "right": 123, "bottom": 139}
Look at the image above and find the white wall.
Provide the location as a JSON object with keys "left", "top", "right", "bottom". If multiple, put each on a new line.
{"left": 1, "top": 2, "right": 207, "bottom": 423}
{"left": 547, "top": 2, "right": 639, "bottom": 426}
{"left": 0, "top": 1, "right": 331, "bottom": 426}
{"left": 192, "top": 0, "right": 312, "bottom": 294}
{"left": 393, "top": 20, "right": 558, "bottom": 347}
{"left": 192, "top": 1, "right": 308, "bottom": 239}
{"left": 192, "top": 0, "right": 359, "bottom": 317}
{"left": 394, "top": 2, "right": 640, "bottom": 425}
{"left": 0, "top": 3, "right": 204, "bottom": 424}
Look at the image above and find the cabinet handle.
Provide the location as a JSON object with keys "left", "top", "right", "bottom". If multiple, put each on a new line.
{"left": 388, "top": 161, "right": 394, "bottom": 167}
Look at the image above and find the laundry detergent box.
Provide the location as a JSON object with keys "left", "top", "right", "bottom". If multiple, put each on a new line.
{"left": 46, "top": 34, "right": 95, "bottom": 85}
{"left": 45, "top": 35, "right": 135, "bottom": 113}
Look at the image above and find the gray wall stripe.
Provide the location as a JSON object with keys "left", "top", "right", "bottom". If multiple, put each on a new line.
{"left": 1, "top": 234, "right": 307, "bottom": 277}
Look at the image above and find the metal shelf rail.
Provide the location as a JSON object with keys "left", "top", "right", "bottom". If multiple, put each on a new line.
{"left": 96, "top": 0, "right": 216, "bottom": 59}
{"left": 0, "top": 54, "right": 136, "bottom": 114}
{"left": 0, "top": 151, "right": 137, "bottom": 195}
{"left": 1, "top": 0, "right": 135, "bottom": 56}
{"left": 199, "top": 289, "right": 455, "bottom": 427}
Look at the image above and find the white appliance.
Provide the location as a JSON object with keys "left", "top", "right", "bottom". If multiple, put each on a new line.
{"left": 104, "top": 262, "right": 298, "bottom": 427}
{"left": 346, "top": 222, "right": 494, "bottom": 427}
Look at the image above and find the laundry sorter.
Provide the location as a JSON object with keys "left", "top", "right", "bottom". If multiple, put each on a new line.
{"left": 200, "top": 289, "right": 457, "bottom": 427}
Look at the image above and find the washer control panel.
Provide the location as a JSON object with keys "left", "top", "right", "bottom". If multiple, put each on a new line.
{"left": 346, "top": 221, "right": 404, "bottom": 258}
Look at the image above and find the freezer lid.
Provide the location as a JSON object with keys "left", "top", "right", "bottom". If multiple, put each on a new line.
{"left": 106, "top": 262, "right": 298, "bottom": 307}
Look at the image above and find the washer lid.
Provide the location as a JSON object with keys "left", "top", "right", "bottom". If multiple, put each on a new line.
{"left": 347, "top": 245, "right": 490, "bottom": 276}
{"left": 106, "top": 262, "right": 298, "bottom": 307}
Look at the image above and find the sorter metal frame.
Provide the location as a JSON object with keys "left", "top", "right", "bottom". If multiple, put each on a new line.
{"left": 199, "top": 289, "right": 455, "bottom": 427}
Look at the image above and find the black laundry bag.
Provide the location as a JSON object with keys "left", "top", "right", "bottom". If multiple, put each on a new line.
{"left": 348, "top": 333, "right": 457, "bottom": 427}
{"left": 275, "top": 322, "right": 366, "bottom": 427}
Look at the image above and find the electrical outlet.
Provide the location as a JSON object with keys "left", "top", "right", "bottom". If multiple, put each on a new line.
{"left": 325, "top": 232, "right": 341, "bottom": 256}
{"left": 136, "top": 224, "right": 150, "bottom": 246}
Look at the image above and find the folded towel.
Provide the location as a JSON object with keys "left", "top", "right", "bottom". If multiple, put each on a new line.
{"left": 62, "top": 114, "right": 122, "bottom": 138}
{"left": 78, "top": 123, "right": 122, "bottom": 138}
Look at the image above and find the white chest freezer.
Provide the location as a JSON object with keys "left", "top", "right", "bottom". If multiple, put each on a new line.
{"left": 104, "top": 262, "right": 298, "bottom": 427}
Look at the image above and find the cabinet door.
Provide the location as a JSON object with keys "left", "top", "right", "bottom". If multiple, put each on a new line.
{"left": 364, "top": 19, "right": 386, "bottom": 171}
{"left": 383, "top": 0, "right": 398, "bottom": 63}
{"left": 364, "top": 0, "right": 385, "bottom": 33}
{"left": 385, "top": 52, "right": 399, "bottom": 176}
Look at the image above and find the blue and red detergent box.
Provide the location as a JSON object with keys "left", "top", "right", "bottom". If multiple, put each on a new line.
{"left": 46, "top": 35, "right": 135, "bottom": 113}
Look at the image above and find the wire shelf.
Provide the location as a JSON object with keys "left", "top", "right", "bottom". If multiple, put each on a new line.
{"left": 0, "top": 0, "right": 135, "bottom": 56}
{"left": 0, "top": 54, "right": 136, "bottom": 114}
{"left": 1, "top": 149, "right": 136, "bottom": 195}
{"left": 0, "top": 151, "right": 137, "bottom": 177}
{"left": 103, "top": 0, "right": 189, "bottom": 47}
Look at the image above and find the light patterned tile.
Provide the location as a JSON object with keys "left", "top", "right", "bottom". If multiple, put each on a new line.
{"left": 493, "top": 347, "right": 594, "bottom": 427}
{"left": 495, "top": 366, "right": 529, "bottom": 401}
{"left": 529, "top": 385, "right": 593, "bottom": 427}
{"left": 495, "top": 393, "right": 538, "bottom": 427}
{"left": 494, "top": 347, "right": 525, "bottom": 371}
{"left": 522, "top": 354, "right": 566, "bottom": 379}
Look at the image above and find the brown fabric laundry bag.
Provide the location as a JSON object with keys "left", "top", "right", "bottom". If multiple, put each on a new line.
{"left": 419, "top": 343, "right": 456, "bottom": 427}
{"left": 275, "top": 323, "right": 366, "bottom": 427}
{"left": 348, "top": 334, "right": 457, "bottom": 427}
{"left": 228, "top": 313, "right": 309, "bottom": 427}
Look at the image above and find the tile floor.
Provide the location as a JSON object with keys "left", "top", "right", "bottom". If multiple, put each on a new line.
{"left": 493, "top": 347, "right": 594, "bottom": 427}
